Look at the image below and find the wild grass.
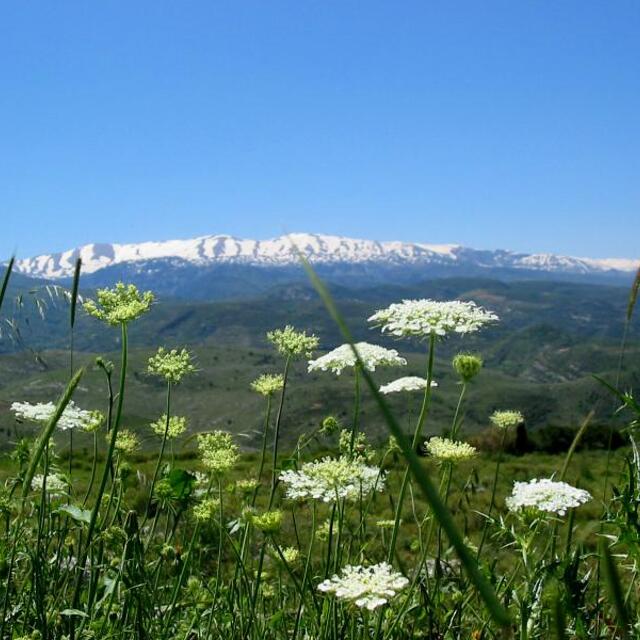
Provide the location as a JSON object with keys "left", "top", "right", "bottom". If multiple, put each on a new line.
{"left": 0, "top": 257, "right": 638, "bottom": 639}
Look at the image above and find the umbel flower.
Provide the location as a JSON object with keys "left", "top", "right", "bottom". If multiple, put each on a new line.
{"left": 193, "top": 498, "right": 220, "bottom": 522}
{"left": 198, "top": 431, "right": 239, "bottom": 475}
{"left": 148, "top": 347, "right": 195, "bottom": 384}
{"left": 267, "top": 325, "right": 319, "bottom": 359}
{"left": 506, "top": 479, "right": 592, "bottom": 516}
{"left": 31, "top": 473, "right": 68, "bottom": 497}
{"left": 452, "top": 353, "right": 483, "bottom": 383}
{"left": 150, "top": 415, "right": 188, "bottom": 439}
{"left": 425, "top": 437, "right": 477, "bottom": 463}
{"left": 308, "top": 342, "right": 406, "bottom": 376}
{"left": 490, "top": 410, "right": 524, "bottom": 429}
{"left": 280, "top": 456, "right": 383, "bottom": 503}
{"left": 11, "top": 400, "right": 94, "bottom": 432}
{"left": 84, "top": 282, "right": 154, "bottom": 325}
{"left": 250, "top": 509, "right": 283, "bottom": 533}
{"left": 113, "top": 429, "right": 140, "bottom": 454}
{"left": 379, "top": 376, "right": 437, "bottom": 394}
{"left": 251, "top": 374, "right": 284, "bottom": 397}
{"left": 368, "top": 299, "right": 498, "bottom": 339}
{"left": 318, "top": 562, "right": 409, "bottom": 610}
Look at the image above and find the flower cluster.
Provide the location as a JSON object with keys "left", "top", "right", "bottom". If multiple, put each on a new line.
{"left": 113, "top": 429, "right": 140, "bottom": 454}
{"left": 11, "top": 401, "right": 94, "bottom": 432}
{"left": 369, "top": 299, "right": 498, "bottom": 339}
{"left": 150, "top": 415, "right": 188, "bottom": 439}
{"left": 308, "top": 342, "right": 406, "bottom": 376}
{"left": 251, "top": 374, "right": 284, "bottom": 397}
{"left": 250, "top": 509, "right": 283, "bottom": 533}
{"left": 31, "top": 473, "right": 68, "bottom": 497}
{"left": 452, "top": 353, "right": 483, "bottom": 382}
{"left": 193, "top": 498, "right": 220, "bottom": 522}
{"left": 506, "top": 479, "right": 592, "bottom": 516}
{"left": 148, "top": 347, "right": 195, "bottom": 384}
{"left": 280, "top": 456, "right": 383, "bottom": 503}
{"left": 379, "top": 376, "right": 437, "bottom": 394}
{"left": 84, "top": 282, "right": 154, "bottom": 326}
{"left": 318, "top": 562, "right": 409, "bottom": 610}
{"left": 490, "top": 410, "right": 524, "bottom": 429}
{"left": 425, "top": 437, "right": 477, "bottom": 463}
{"left": 338, "top": 429, "right": 373, "bottom": 461}
{"left": 266, "top": 326, "right": 319, "bottom": 359}
{"left": 198, "top": 431, "right": 239, "bottom": 475}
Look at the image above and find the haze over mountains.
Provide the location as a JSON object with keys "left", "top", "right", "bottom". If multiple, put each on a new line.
{"left": 12, "top": 233, "right": 638, "bottom": 300}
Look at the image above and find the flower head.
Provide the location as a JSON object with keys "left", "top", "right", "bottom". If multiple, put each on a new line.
{"left": 11, "top": 401, "right": 95, "bottom": 432}
{"left": 267, "top": 326, "right": 319, "bottom": 359}
{"left": 250, "top": 509, "right": 283, "bottom": 533}
{"left": 452, "top": 353, "right": 483, "bottom": 383}
{"left": 425, "top": 437, "right": 477, "bottom": 464}
{"left": 280, "top": 456, "right": 383, "bottom": 503}
{"left": 150, "top": 415, "right": 188, "bottom": 439}
{"left": 490, "top": 410, "right": 524, "bottom": 429}
{"left": 113, "top": 429, "right": 139, "bottom": 454}
{"left": 251, "top": 374, "right": 284, "bottom": 397}
{"left": 369, "top": 299, "right": 498, "bottom": 339}
{"left": 308, "top": 342, "right": 406, "bottom": 376}
{"left": 148, "top": 347, "right": 195, "bottom": 384}
{"left": 236, "top": 479, "right": 260, "bottom": 494}
{"left": 83, "top": 282, "right": 154, "bottom": 326}
{"left": 193, "top": 498, "right": 220, "bottom": 522}
{"left": 280, "top": 547, "right": 300, "bottom": 565}
{"left": 198, "top": 431, "right": 239, "bottom": 475}
{"left": 318, "top": 562, "right": 408, "bottom": 610}
{"left": 338, "top": 429, "right": 373, "bottom": 461}
{"left": 379, "top": 376, "right": 437, "bottom": 395}
{"left": 506, "top": 479, "right": 592, "bottom": 516}
{"left": 31, "top": 473, "right": 68, "bottom": 497}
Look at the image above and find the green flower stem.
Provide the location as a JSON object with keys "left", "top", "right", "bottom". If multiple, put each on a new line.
{"left": 349, "top": 364, "right": 361, "bottom": 456}
{"left": 268, "top": 355, "right": 291, "bottom": 508}
{"left": 72, "top": 322, "right": 128, "bottom": 612}
{"left": 386, "top": 333, "right": 436, "bottom": 564}
{"left": 477, "top": 427, "right": 508, "bottom": 559}
{"left": 292, "top": 502, "right": 317, "bottom": 640}
{"left": 143, "top": 381, "right": 172, "bottom": 533}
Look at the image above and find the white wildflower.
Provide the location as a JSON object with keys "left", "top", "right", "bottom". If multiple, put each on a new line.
{"left": 308, "top": 342, "right": 406, "bottom": 376}
{"left": 379, "top": 376, "right": 437, "bottom": 394}
{"left": 11, "top": 401, "right": 94, "bottom": 432}
{"left": 31, "top": 473, "right": 68, "bottom": 497}
{"left": 280, "top": 457, "right": 383, "bottom": 503}
{"left": 490, "top": 410, "right": 524, "bottom": 429}
{"left": 318, "top": 562, "right": 408, "bottom": 610}
{"left": 425, "top": 437, "right": 477, "bottom": 463}
{"left": 368, "top": 299, "right": 498, "bottom": 339}
{"left": 506, "top": 479, "right": 592, "bottom": 516}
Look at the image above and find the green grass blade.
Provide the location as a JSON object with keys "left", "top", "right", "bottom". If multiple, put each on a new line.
{"left": 560, "top": 410, "right": 594, "bottom": 481}
{"left": 70, "top": 258, "right": 82, "bottom": 329}
{"left": 299, "top": 254, "right": 511, "bottom": 628}
{"left": 0, "top": 256, "right": 14, "bottom": 316}
{"left": 600, "top": 540, "right": 630, "bottom": 639}
{"left": 21, "top": 367, "right": 84, "bottom": 500}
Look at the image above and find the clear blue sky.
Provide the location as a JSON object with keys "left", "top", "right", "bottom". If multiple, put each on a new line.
{"left": 1, "top": 1, "right": 638, "bottom": 259}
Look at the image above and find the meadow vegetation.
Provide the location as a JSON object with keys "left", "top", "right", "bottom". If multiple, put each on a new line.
{"left": 0, "top": 257, "right": 638, "bottom": 639}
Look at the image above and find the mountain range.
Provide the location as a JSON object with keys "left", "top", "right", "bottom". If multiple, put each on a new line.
{"left": 12, "top": 233, "right": 638, "bottom": 300}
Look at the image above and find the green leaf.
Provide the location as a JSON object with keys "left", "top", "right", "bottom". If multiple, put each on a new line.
{"left": 58, "top": 504, "right": 91, "bottom": 524}
{"left": 166, "top": 468, "right": 196, "bottom": 500}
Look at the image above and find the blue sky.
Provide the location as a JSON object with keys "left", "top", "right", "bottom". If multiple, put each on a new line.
{"left": 1, "top": 1, "right": 638, "bottom": 259}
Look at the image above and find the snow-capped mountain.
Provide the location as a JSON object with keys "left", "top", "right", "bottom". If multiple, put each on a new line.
{"left": 13, "top": 233, "right": 638, "bottom": 281}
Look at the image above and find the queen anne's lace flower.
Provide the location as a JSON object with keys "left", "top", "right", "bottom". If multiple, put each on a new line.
{"left": 369, "top": 299, "right": 498, "bottom": 339}
{"left": 84, "top": 282, "right": 154, "bottom": 325}
{"left": 318, "top": 562, "right": 408, "bottom": 610}
{"left": 31, "top": 473, "right": 68, "bottom": 496}
{"left": 198, "top": 431, "right": 239, "bottom": 475}
{"left": 148, "top": 347, "right": 195, "bottom": 383}
{"left": 506, "top": 479, "right": 592, "bottom": 516}
{"left": 280, "top": 456, "right": 383, "bottom": 503}
{"left": 452, "top": 353, "right": 483, "bottom": 382}
{"left": 11, "top": 401, "right": 94, "bottom": 432}
{"left": 267, "top": 326, "right": 319, "bottom": 359}
{"left": 193, "top": 498, "right": 220, "bottom": 522}
{"left": 308, "top": 342, "right": 406, "bottom": 376}
{"left": 150, "top": 415, "right": 187, "bottom": 439}
{"left": 425, "top": 437, "right": 477, "bottom": 463}
{"left": 490, "top": 410, "right": 524, "bottom": 429}
{"left": 251, "top": 374, "right": 284, "bottom": 397}
{"left": 113, "top": 429, "right": 140, "bottom": 454}
{"left": 379, "top": 376, "right": 437, "bottom": 394}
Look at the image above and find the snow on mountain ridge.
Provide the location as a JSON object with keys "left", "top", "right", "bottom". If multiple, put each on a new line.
{"left": 13, "top": 233, "right": 638, "bottom": 280}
